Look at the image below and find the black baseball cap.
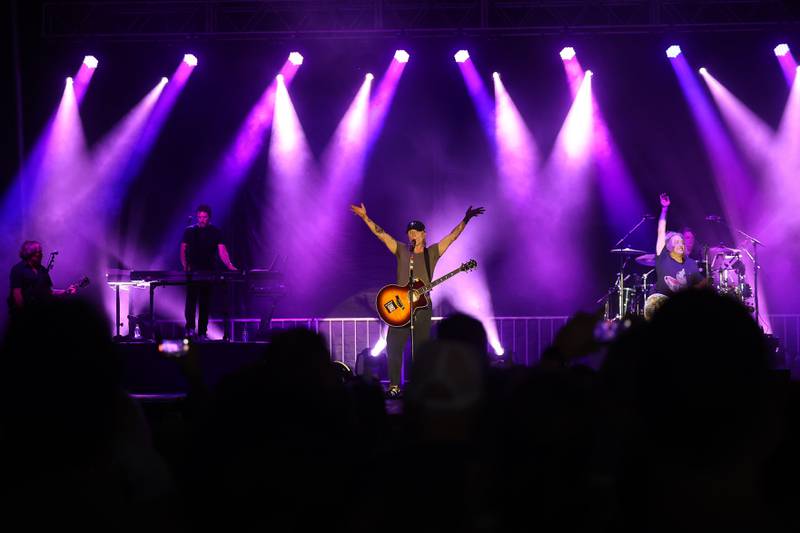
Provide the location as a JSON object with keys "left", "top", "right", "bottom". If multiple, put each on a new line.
{"left": 406, "top": 220, "right": 426, "bottom": 232}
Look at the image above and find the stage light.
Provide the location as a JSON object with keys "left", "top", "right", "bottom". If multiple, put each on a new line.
{"left": 288, "top": 52, "right": 304, "bottom": 66}
{"left": 365, "top": 73, "right": 374, "bottom": 81}
{"left": 699, "top": 67, "right": 708, "bottom": 75}
{"left": 66, "top": 76, "right": 73, "bottom": 84}
{"left": 370, "top": 337, "right": 387, "bottom": 357}
{"left": 666, "top": 45, "right": 682, "bottom": 59}
{"left": 276, "top": 73, "right": 285, "bottom": 82}
{"left": 454, "top": 50, "right": 470, "bottom": 63}
{"left": 394, "top": 50, "right": 409, "bottom": 63}
{"left": 586, "top": 69, "right": 594, "bottom": 77}
{"left": 161, "top": 76, "right": 168, "bottom": 84}
{"left": 492, "top": 72, "right": 500, "bottom": 80}
{"left": 560, "top": 47, "right": 576, "bottom": 61}
{"left": 774, "top": 43, "right": 790, "bottom": 57}
{"left": 83, "top": 55, "right": 98, "bottom": 69}
{"left": 492, "top": 344, "right": 505, "bottom": 356}
{"left": 183, "top": 54, "right": 198, "bottom": 67}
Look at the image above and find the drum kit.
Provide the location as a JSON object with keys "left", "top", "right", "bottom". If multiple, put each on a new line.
{"left": 602, "top": 245, "right": 754, "bottom": 321}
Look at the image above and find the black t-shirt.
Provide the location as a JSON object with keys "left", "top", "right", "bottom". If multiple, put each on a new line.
{"left": 181, "top": 224, "right": 224, "bottom": 270}
{"left": 655, "top": 248, "right": 702, "bottom": 296}
{"left": 8, "top": 261, "right": 53, "bottom": 309}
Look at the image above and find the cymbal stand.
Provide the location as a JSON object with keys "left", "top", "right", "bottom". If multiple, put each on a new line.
{"left": 610, "top": 216, "right": 651, "bottom": 321}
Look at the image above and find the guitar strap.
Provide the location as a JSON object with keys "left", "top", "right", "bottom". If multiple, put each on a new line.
{"left": 424, "top": 247, "right": 432, "bottom": 287}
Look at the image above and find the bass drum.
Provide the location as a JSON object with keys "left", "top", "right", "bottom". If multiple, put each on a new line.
{"left": 709, "top": 251, "right": 746, "bottom": 298}
{"left": 605, "top": 284, "right": 648, "bottom": 320}
{"left": 713, "top": 266, "right": 743, "bottom": 295}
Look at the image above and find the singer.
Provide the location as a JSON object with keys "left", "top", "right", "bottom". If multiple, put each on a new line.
{"left": 350, "top": 202, "right": 484, "bottom": 397}
{"left": 7, "top": 240, "right": 77, "bottom": 314}
{"left": 180, "top": 204, "right": 237, "bottom": 340}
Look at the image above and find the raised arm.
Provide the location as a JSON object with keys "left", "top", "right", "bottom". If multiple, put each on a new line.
{"left": 438, "top": 206, "right": 485, "bottom": 256}
{"left": 350, "top": 203, "right": 397, "bottom": 254}
{"left": 656, "top": 193, "right": 670, "bottom": 255}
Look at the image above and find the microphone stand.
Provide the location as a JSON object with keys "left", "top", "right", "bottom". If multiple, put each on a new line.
{"left": 46, "top": 252, "right": 57, "bottom": 272}
{"left": 735, "top": 228, "right": 764, "bottom": 329}
{"left": 711, "top": 218, "right": 765, "bottom": 328}
{"left": 408, "top": 244, "right": 416, "bottom": 369}
{"left": 612, "top": 215, "right": 650, "bottom": 249}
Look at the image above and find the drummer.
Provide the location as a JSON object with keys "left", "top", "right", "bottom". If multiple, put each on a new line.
{"left": 681, "top": 226, "right": 701, "bottom": 260}
{"left": 654, "top": 194, "right": 704, "bottom": 296}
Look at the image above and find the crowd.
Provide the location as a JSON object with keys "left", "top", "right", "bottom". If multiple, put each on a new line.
{"left": 1, "top": 289, "right": 798, "bottom": 532}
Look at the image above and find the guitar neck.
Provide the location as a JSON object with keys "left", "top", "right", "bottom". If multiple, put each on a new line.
{"left": 422, "top": 267, "right": 463, "bottom": 295}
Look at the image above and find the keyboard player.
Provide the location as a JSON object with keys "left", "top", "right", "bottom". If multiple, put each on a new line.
{"left": 180, "top": 204, "right": 237, "bottom": 340}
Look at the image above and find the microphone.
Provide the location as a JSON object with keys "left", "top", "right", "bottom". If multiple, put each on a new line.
{"left": 706, "top": 215, "right": 723, "bottom": 222}
{"left": 409, "top": 239, "right": 416, "bottom": 252}
{"left": 49, "top": 250, "right": 59, "bottom": 256}
{"left": 642, "top": 214, "right": 656, "bottom": 220}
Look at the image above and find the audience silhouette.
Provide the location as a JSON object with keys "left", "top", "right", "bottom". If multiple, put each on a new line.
{"left": 2, "top": 290, "right": 797, "bottom": 532}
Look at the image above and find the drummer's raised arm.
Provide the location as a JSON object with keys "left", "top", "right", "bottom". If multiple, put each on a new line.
{"left": 656, "top": 193, "right": 670, "bottom": 255}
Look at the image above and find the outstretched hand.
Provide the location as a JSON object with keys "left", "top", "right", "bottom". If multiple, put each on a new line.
{"left": 350, "top": 202, "right": 367, "bottom": 219}
{"left": 659, "top": 193, "right": 670, "bottom": 208}
{"left": 464, "top": 205, "right": 486, "bottom": 222}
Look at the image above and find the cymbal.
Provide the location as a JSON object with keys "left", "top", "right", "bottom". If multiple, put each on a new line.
{"left": 610, "top": 247, "right": 647, "bottom": 255}
{"left": 635, "top": 253, "right": 656, "bottom": 267}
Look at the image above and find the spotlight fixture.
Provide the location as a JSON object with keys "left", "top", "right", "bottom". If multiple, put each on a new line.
{"left": 492, "top": 71, "right": 500, "bottom": 80}
{"left": 365, "top": 73, "right": 374, "bottom": 81}
{"left": 774, "top": 43, "right": 790, "bottom": 57}
{"left": 66, "top": 76, "right": 73, "bottom": 84}
{"left": 560, "top": 47, "right": 576, "bottom": 61}
{"left": 83, "top": 55, "right": 98, "bottom": 69}
{"left": 276, "top": 73, "right": 285, "bottom": 82}
{"left": 666, "top": 45, "right": 682, "bottom": 59}
{"left": 586, "top": 69, "right": 594, "bottom": 77}
{"left": 699, "top": 67, "right": 708, "bottom": 75}
{"left": 454, "top": 50, "right": 470, "bottom": 63}
{"left": 161, "top": 76, "right": 169, "bottom": 84}
{"left": 183, "top": 54, "right": 198, "bottom": 67}
{"left": 394, "top": 50, "right": 410, "bottom": 63}
{"left": 288, "top": 52, "right": 304, "bottom": 66}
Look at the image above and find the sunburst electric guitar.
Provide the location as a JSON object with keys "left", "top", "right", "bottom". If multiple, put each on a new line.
{"left": 376, "top": 259, "right": 477, "bottom": 327}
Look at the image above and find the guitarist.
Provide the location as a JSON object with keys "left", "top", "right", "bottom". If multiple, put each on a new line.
{"left": 8, "top": 241, "right": 77, "bottom": 313}
{"left": 350, "top": 203, "right": 485, "bottom": 397}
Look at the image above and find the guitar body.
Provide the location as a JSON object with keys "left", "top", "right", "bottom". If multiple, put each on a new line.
{"left": 376, "top": 279, "right": 429, "bottom": 327}
{"left": 375, "top": 259, "right": 478, "bottom": 327}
